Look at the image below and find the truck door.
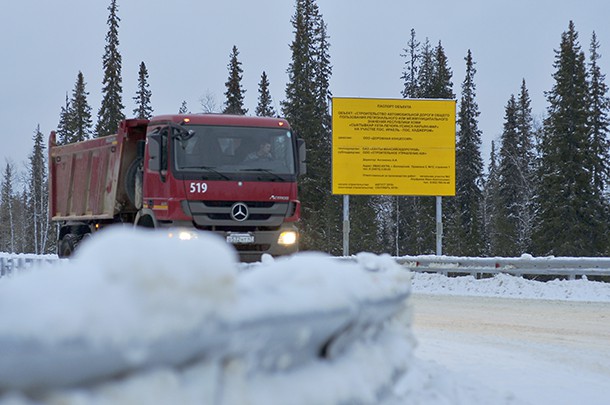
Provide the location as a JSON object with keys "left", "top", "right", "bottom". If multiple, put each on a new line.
{"left": 142, "top": 126, "right": 173, "bottom": 221}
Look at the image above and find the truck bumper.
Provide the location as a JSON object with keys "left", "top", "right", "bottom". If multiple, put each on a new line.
{"left": 223, "top": 225, "right": 299, "bottom": 263}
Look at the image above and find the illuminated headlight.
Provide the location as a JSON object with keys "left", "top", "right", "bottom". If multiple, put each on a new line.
{"left": 278, "top": 231, "right": 297, "bottom": 245}
{"left": 167, "top": 229, "right": 199, "bottom": 241}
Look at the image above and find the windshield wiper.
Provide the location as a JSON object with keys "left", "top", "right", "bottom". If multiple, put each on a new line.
{"left": 240, "top": 168, "right": 286, "bottom": 181}
{"left": 181, "top": 165, "right": 230, "bottom": 180}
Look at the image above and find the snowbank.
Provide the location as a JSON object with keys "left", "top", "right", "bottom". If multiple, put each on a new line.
{"left": 411, "top": 272, "right": 610, "bottom": 302}
{"left": 0, "top": 227, "right": 239, "bottom": 345}
{"left": 0, "top": 228, "right": 414, "bottom": 404}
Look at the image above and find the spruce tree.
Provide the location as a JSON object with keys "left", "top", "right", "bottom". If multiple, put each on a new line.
{"left": 56, "top": 93, "right": 73, "bottom": 145}
{"left": 314, "top": 18, "right": 332, "bottom": 133}
{"left": 431, "top": 41, "right": 455, "bottom": 99}
{"left": 314, "top": 13, "right": 346, "bottom": 254}
{"left": 587, "top": 32, "right": 610, "bottom": 253}
{"left": 494, "top": 94, "right": 520, "bottom": 255}
{"left": 26, "top": 126, "right": 51, "bottom": 254}
{"left": 133, "top": 61, "right": 153, "bottom": 119}
{"left": 70, "top": 71, "right": 93, "bottom": 142}
{"left": 417, "top": 38, "right": 434, "bottom": 98}
{"left": 514, "top": 80, "right": 536, "bottom": 252}
{"left": 178, "top": 100, "right": 189, "bottom": 114}
{"left": 534, "top": 21, "right": 606, "bottom": 255}
{"left": 0, "top": 162, "right": 16, "bottom": 253}
{"left": 223, "top": 45, "right": 247, "bottom": 115}
{"left": 392, "top": 29, "right": 420, "bottom": 255}
{"left": 397, "top": 37, "right": 454, "bottom": 255}
{"left": 96, "top": 0, "right": 125, "bottom": 136}
{"left": 283, "top": 0, "right": 338, "bottom": 253}
{"left": 401, "top": 28, "right": 420, "bottom": 99}
{"left": 255, "top": 71, "right": 276, "bottom": 117}
{"left": 445, "top": 49, "right": 483, "bottom": 256}
{"left": 424, "top": 40, "right": 455, "bottom": 253}
{"left": 587, "top": 31, "right": 610, "bottom": 193}
{"left": 482, "top": 141, "right": 500, "bottom": 255}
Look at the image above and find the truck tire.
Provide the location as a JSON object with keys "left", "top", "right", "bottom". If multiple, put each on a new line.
{"left": 58, "top": 234, "right": 78, "bottom": 258}
{"left": 125, "top": 157, "right": 143, "bottom": 209}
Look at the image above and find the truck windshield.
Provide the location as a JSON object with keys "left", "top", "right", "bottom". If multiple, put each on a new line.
{"left": 173, "top": 125, "right": 296, "bottom": 177}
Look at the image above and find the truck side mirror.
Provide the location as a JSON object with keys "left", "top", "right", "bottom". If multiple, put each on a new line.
{"left": 298, "top": 138, "right": 307, "bottom": 175}
{"left": 148, "top": 134, "right": 161, "bottom": 171}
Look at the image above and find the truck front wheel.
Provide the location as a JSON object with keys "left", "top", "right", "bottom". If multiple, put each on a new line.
{"left": 58, "top": 234, "right": 78, "bottom": 258}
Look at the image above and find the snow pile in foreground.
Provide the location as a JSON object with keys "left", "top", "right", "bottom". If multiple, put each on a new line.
{"left": 0, "top": 228, "right": 239, "bottom": 345}
{"left": 411, "top": 272, "right": 610, "bottom": 302}
{"left": 0, "top": 228, "right": 415, "bottom": 405}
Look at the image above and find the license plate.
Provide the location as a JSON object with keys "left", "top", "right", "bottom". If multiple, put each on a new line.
{"left": 226, "top": 233, "right": 254, "bottom": 244}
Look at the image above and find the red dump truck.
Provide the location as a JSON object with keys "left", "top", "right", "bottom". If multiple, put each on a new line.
{"left": 49, "top": 114, "right": 306, "bottom": 262}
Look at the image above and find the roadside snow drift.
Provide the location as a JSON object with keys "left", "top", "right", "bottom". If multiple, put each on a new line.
{"left": 0, "top": 227, "right": 414, "bottom": 404}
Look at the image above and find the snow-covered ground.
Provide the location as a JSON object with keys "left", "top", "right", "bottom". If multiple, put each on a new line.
{"left": 0, "top": 227, "right": 609, "bottom": 404}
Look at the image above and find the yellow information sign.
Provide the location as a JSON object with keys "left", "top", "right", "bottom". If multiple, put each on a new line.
{"left": 332, "top": 97, "right": 456, "bottom": 196}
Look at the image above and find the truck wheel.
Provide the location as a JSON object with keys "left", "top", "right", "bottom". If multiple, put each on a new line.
{"left": 59, "top": 234, "right": 78, "bottom": 258}
{"left": 125, "top": 157, "right": 143, "bottom": 208}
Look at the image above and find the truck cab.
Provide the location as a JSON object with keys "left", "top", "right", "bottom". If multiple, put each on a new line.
{"left": 138, "top": 114, "right": 305, "bottom": 261}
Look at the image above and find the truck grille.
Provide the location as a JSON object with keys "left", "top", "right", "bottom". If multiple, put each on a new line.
{"left": 184, "top": 200, "right": 289, "bottom": 230}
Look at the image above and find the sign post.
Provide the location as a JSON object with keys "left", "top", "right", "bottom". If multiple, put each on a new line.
{"left": 331, "top": 97, "right": 456, "bottom": 255}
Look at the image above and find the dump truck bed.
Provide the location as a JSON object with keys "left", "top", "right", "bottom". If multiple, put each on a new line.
{"left": 49, "top": 120, "right": 147, "bottom": 221}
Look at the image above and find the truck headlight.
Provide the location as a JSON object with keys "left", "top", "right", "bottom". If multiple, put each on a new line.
{"left": 167, "top": 229, "right": 198, "bottom": 241}
{"left": 278, "top": 231, "right": 297, "bottom": 246}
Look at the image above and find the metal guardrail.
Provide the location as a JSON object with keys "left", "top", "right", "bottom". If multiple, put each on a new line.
{"left": 0, "top": 255, "right": 64, "bottom": 278}
{"left": 395, "top": 255, "right": 610, "bottom": 280}
{"left": 3, "top": 253, "right": 610, "bottom": 280}
{"left": 335, "top": 255, "right": 610, "bottom": 280}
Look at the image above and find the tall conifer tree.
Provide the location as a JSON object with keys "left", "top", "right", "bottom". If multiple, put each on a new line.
{"left": 398, "top": 37, "right": 454, "bottom": 255}
{"left": 223, "top": 45, "right": 247, "bottom": 115}
{"left": 445, "top": 49, "right": 483, "bottom": 256}
{"left": 401, "top": 29, "right": 420, "bottom": 99}
{"left": 417, "top": 38, "right": 435, "bottom": 98}
{"left": 431, "top": 41, "right": 455, "bottom": 99}
{"left": 587, "top": 31, "right": 610, "bottom": 193}
{"left": 56, "top": 93, "right": 73, "bottom": 145}
{"left": 393, "top": 29, "right": 421, "bottom": 255}
{"left": 494, "top": 94, "right": 520, "bottom": 255}
{"left": 255, "top": 71, "right": 276, "bottom": 117}
{"left": 70, "top": 71, "right": 93, "bottom": 142}
{"left": 96, "top": 0, "right": 124, "bottom": 136}
{"left": 0, "top": 162, "right": 16, "bottom": 253}
{"left": 26, "top": 126, "right": 51, "bottom": 254}
{"left": 133, "top": 61, "right": 153, "bottom": 119}
{"left": 514, "top": 80, "right": 536, "bottom": 252}
{"left": 534, "top": 21, "right": 606, "bottom": 255}
{"left": 283, "top": 0, "right": 337, "bottom": 253}
{"left": 587, "top": 32, "right": 610, "bottom": 253}
{"left": 482, "top": 141, "right": 500, "bottom": 254}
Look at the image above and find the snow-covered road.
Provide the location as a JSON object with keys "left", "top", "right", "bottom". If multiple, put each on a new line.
{"left": 411, "top": 294, "right": 610, "bottom": 405}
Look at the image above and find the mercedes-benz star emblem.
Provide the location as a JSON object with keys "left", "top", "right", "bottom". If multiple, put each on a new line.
{"left": 230, "top": 202, "right": 249, "bottom": 222}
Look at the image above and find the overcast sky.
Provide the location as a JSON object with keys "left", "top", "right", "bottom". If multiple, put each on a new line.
{"left": 2, "top": 0, "right": 610, "bottom": 179}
